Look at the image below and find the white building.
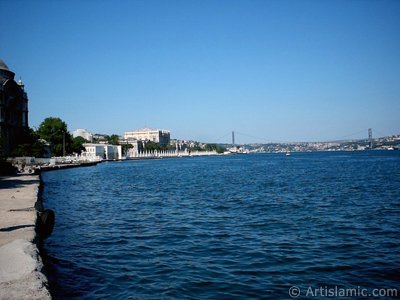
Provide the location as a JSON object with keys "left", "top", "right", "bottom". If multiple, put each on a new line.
{"left": 73, "top": 129, "right": 93, "bottom": 142}
{"left": 82, "top": 143, "right": 122, "bottom": 160}
{"left": 124, "top": 128, "right": 170, "bottom": 146}
{"left": 119, "top": 138, "right": 143, "bottom": 158}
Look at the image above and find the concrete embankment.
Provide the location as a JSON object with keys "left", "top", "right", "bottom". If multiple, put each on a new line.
{"left": 0, "top": 175, "right": 51, "bottom": 300}
{"left": 36, "top": 161, "right": 99, "bottom": 172}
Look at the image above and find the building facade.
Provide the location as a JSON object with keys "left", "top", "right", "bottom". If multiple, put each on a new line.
{"left": 124, "top": 128, "right": 170, "bottom": 146}
{"left": 0, "top": 59, "right": 29, "bottom": 156}
{"left": 119, "top": 138, "right": 144, "bottom": 158}
{"left": 82, "top": 143, "right": 122, "bottom": 160}
{"left": 73, "top": 128, "right": 93, "bottom": 142}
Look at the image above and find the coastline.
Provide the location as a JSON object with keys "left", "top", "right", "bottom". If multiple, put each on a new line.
{"left": 0, "top": 174, "right": 51, "bottom": 300}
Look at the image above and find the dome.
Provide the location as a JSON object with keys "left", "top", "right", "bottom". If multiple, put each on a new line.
{"left": 0, "top": 59, "right": 10, "bottom": 71}
{"left": 0, "top": 59, "right": 15, "bottom": 81}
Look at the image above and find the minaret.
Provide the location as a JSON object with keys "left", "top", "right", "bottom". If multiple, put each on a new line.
{"left": 18, "top": 77, "right": 28, "bottom": 127}
{"left": 18, "top": 77, "right": 25, "bottom": 90}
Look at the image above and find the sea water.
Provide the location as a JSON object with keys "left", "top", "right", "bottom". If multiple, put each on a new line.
{"left": 41, "top": 151, "right": 400, "bottom": 299}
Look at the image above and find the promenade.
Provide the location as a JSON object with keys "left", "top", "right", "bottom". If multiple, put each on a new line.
{"left": 0, "top": 175, "right": 51, "bottom": 300}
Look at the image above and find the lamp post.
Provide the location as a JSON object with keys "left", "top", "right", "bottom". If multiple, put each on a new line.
{"left": 62, "top": 130, "right": 66, "bottom": 157}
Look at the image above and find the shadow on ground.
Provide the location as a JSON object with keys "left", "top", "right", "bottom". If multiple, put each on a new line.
{"left": 0, "top": 177, "right": 39, "bottom": 190}
{"left": 0, "top": 224, "right": 35, "bottom": 232}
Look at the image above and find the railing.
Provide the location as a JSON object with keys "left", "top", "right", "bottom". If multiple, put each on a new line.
{"left": 128, "top": 149, "right": 218, "bottom": 159}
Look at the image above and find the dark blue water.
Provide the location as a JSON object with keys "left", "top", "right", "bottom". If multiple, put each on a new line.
{"left": 41, "top": 152, "right": 400, "bottom": 299}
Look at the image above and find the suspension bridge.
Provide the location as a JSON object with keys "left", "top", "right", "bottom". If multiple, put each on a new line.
{"left": 214, "top": 128, "right": 387, "bottom": 146}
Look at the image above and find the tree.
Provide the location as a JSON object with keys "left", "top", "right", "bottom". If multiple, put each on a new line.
{"left": 143, "top": 141, "right": 173, "bottom": 152}
{"left": 37, "top": 117, "right": 73, "bottom": 156}
{"left": 121, "top": 143, "right": 133, "bottom": 156}
{"left": 12, "top": 127, "right": 46, "bottom": 157}
{"left": 205, "top": 143, "right": 226, "bottom": 154}
{"left": 144, "top": 141, "right": 161, "bottom": 151}
{"left": 108, "top": 134, "right": 120, "bottom": 145}
{"left": 71, "top": 136, "right": 87, "bottom": 154}
{"left": 189, "top": 145, "right": 203, "bottom": 152}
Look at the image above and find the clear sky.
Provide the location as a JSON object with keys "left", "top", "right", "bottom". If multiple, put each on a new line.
{"left": 1, "top": 0, "right": 399, "bottom": 143}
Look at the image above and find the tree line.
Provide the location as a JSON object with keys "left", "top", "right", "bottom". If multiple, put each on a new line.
{"left": 10, "top": 117, "right": 132, "bottom": 158}
{"left": 7, "top": 116, "right": 226, "bottom": 158}
{"left": 10, "top": 117, "right": 85, "bottom": 157}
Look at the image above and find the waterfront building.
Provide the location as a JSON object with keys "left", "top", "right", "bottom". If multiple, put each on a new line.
{"left": 124, "top": 128, "right": 170, "bottom": 146}
{"left": 0, "top": 59, "right": 29, "bottom": 156}
{"left": 82, "top": 143, "right": 122, "bottom": 160}
{"left": 92, "top": 133, "right": 109, "bottom": 143}
{"left": 73, "top": 128, "right": 93, "bottom": 142}
{"left": 119, "top": 137, "right": 143, "bottom": 158}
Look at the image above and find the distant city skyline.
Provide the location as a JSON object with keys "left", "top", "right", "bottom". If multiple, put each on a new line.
{"left": 1, "top": 0, "right": 399, "bottom": 144}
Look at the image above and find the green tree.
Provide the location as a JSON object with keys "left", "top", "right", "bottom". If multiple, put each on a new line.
{"left": 37, "top": 117, "right": 73, "bottom": 156}
{"left": 144, "top": 141, "right": 162, "bottom": 151}
{"left": 205, "top": 143, "right": 226, "bottom": 153}
{"left": 189, "top": 145, "right": 203, "bottom": 152}
{"left": 121, "top": 143, "right": 133, "bottom": 156}
{"left": 12, "top": 127, "right": 46, "bottom": 157}
{"left": 108, "top": 134, "right": 120, "bottom": 145}
{"left": 71, "top": 136, "right": 87, "bottom": 154}
{"left": 2, "top": 128, "right": 46, "bottom": 158}
{"left": 145, "top": 141, "right": 174, "bottom": 152}
{"left": 205, "top": 143, "right": 216, "bottom": 152}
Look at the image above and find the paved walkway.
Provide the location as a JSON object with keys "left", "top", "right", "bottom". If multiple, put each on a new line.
{"left": 0, "top": 175, "right": 51, "bottom": 299}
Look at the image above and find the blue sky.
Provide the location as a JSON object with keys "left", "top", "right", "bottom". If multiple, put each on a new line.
{"left": 1, "top": 0, "right": 399, "bottom": 143}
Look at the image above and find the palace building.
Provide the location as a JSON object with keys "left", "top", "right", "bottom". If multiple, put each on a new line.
{"left": 0, "top": 59, "right": 29, "bottom": 156}
{"left": 124, "top": 128, "right": 170, "bottom": 146}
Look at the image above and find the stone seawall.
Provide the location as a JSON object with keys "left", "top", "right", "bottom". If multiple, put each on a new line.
{"left": 0, "top": 175, "right": 51, "bottom": 299}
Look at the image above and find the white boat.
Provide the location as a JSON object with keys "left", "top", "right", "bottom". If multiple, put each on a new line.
{"left": 286, "top": 152, "right": 291, "bottom": 156}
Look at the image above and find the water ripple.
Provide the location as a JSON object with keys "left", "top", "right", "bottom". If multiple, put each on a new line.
{"left": 42, "top": 151, "right": 400, "bottom": 299}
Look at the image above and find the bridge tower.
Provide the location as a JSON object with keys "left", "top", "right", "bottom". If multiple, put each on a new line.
{"left": 368, "top": 128, "right": 373, "bottom": 149}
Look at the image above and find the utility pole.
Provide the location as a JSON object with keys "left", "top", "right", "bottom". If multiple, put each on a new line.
{"left": 63, "top": 131, "right": 66, "bottom": 157}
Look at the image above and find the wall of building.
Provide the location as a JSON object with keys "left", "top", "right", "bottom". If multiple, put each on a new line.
{"left": 119, "top": 138, "right": 143, "bottom": 158}
{"left": 0, "top": 60, "right": 29, "bottom": 156}
{"left": 82, "top": 143, "right": 122, "bottom": 160}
